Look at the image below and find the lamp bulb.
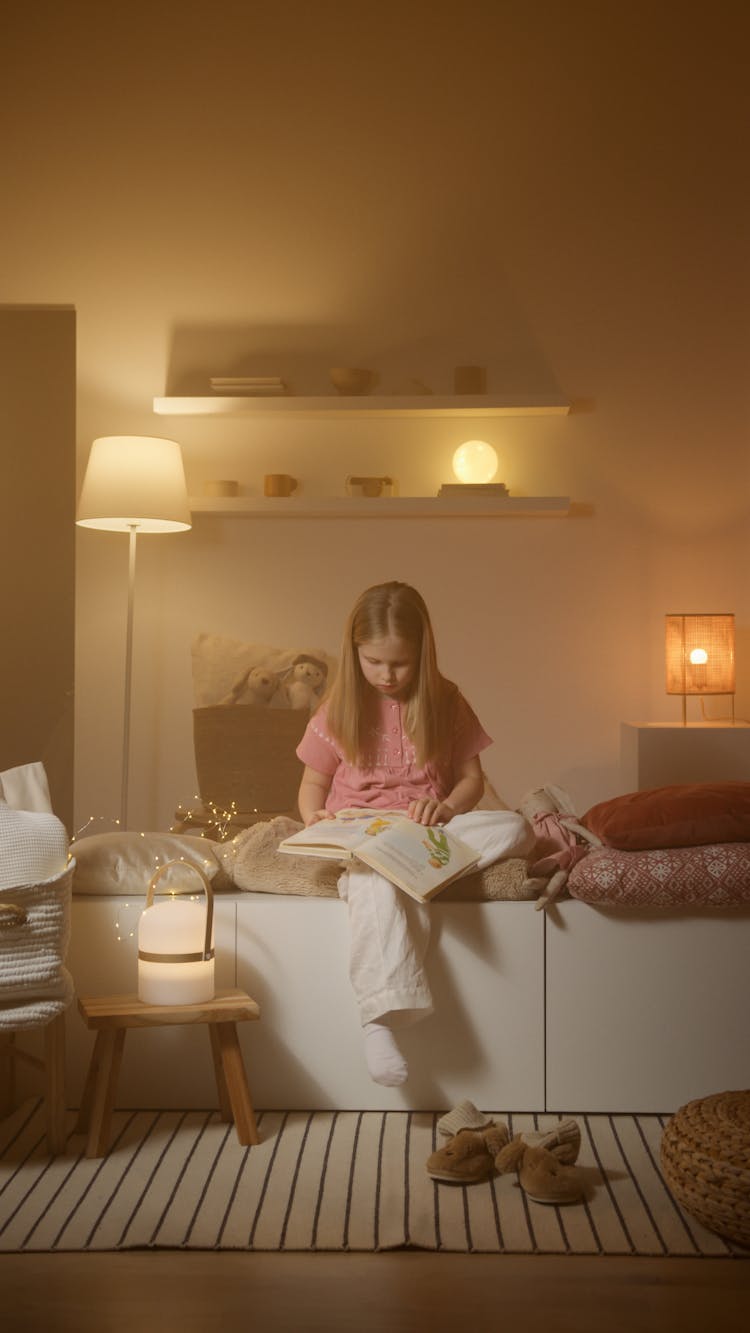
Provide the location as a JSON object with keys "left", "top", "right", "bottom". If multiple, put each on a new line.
{"left": 452, "top": 440, "right": 499, "bottom": 484}
{"left": 689, "top": 648, "right": 708, "bottom": 665}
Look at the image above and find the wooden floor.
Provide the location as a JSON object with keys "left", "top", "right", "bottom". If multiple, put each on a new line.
{"left": 1, "top": 1252, "right": 749, "bottom": 1332}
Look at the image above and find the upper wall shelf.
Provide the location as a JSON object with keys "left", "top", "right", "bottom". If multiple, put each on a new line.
{"left": 188, "top": 496, "right": 571, "bottom": 518}
{"left": 154, "top": 394, "right": 570, "bottom": 419}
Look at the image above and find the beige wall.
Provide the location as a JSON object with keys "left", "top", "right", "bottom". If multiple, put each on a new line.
{"left": 2, "top": 2, "right": 748, "bottom": 831}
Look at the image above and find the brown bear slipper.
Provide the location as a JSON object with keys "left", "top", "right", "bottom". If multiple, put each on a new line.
{"left": 520, "top": 1116, "right": 581, "bottom": 1165}
{"left": 436, "top": 1099, "right": 494, "bottom": 1138}
{"left": 426, "top": 1123, "right": 510, "bottom": 1184}
{"left": 495, "top": 1136, "right": 584, "bottom": 1205}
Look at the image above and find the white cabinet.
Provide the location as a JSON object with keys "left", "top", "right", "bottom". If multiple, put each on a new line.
{"left": 62, "top": 894, "right": 750, "bottom": 1114}
{"left": 233, "top": 896, "right": 545, "bottom": 1111}
{"left": 545, "top": 901, "right": 750, "bottom": 1112}
{"left": 621, "top": 722, "right": 750, "bottom": 791}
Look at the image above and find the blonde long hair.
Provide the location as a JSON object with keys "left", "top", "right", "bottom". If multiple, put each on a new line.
{"left": 324, "top": 582, "right": 454, "bottom": 765}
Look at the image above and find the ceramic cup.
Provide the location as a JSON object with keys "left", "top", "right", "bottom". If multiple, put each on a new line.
{"left": 203, "top": 479, "right": 239, "bottom": 497}
{"left": 329, "top": 367, "right": 373, "bottom": 395}
{"left": 264, "top": 474, "right": 298, "bottom": 497}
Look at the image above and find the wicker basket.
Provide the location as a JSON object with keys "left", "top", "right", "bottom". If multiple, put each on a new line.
{"left": 192, "top": 705, "right": 307, "bottom": 817}
{"left": 660, "top": 1090, "right": 750, "bottom": 1247}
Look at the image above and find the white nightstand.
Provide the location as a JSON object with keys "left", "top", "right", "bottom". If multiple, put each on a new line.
{"left": 621, "top": 722, "right": 750, "bottom": 791}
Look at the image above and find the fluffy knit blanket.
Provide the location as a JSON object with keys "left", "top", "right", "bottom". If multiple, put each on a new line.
{"left": 220, "top": 817, "right": 543, "bottom": 901}
{"left": 0, "top": 863, "right": 74, "bottom": 1029}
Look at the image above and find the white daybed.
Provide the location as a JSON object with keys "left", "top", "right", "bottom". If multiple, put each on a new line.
{"left": 61, "top": 678, "right": 750, "bottom": 1115}
{"left": 63, "top": 798, "right": 750, "bottom": 1114}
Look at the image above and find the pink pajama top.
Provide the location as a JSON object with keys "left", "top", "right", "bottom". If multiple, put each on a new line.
{"left": 296, "top": 690, "right": 492, "bottom": 814}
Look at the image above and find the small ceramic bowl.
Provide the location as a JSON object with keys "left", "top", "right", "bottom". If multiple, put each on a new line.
{"left": 329, "top": 367, "right": 373, "bottom": 395}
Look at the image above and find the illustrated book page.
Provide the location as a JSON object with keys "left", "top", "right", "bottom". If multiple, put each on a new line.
{"left": 278, "top": 808, "right": 479, "bottom": 901}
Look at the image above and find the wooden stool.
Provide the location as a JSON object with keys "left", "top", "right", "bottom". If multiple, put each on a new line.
{"left": 0, "top": 1011, "right": 67, "bottom": 1154}
{"left": 75, "top": 988, "right": 261, "bottom": 1158}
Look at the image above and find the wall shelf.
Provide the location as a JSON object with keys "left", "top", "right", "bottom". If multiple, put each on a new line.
{"left": 188, "top": 496, "right": 571, "bottom": 518}
{"left": 156, "top": 394, "right": 570, "bottom": 419}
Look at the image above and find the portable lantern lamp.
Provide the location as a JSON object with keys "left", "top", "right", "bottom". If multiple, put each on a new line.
{"left": 138, "top": 861, "right": 215, "bottom": 1005}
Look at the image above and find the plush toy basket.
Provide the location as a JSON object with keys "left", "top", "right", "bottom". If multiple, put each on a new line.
{"left": 192, "top": 705, "right": 307, "bottom": 819}
{"left": 660, "top": 1090, "right": 750, "bottom": 1247}
{"left": 0, "top": 860, "right": 74, "bottom": 1026}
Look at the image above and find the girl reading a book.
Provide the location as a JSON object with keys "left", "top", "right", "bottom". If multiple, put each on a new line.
{"left": 295, "top": 581, "right": 533, "bottom": 1087}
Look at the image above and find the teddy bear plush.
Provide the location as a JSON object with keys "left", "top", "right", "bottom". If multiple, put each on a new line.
{"left": 280, "top": 654, "right": 328, "bottom": 711}
{"left": 219, "top": 664, "right": 280, "bottom": 707}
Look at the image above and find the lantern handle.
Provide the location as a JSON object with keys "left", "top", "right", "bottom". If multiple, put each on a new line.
{"left": 145, "top": 860, "right": 214, "bottom": 962}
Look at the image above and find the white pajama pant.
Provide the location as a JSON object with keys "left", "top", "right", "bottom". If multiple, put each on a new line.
{"left": 336, "top": 809, "right": 535, "bottom": 1028}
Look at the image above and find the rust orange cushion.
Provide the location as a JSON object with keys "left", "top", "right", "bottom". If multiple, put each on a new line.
{"left": 581, "top": 782, "right": 750, "bottom": 851}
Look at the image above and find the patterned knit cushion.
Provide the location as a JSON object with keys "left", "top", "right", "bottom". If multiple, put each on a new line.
{"left": 0, "top": 801, "right": 69, "bottom": 890}
{"left": 567, "top": 842, "right": 750, "bottom": 908}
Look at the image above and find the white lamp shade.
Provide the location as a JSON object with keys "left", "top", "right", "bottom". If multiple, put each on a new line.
{"left": 76, "top": 436, "right": 191, "bottom": 533}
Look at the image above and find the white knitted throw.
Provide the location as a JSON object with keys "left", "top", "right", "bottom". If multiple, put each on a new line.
{"left": 0, "top": 862, "right": 74, "bottom": 1028}
{"left": 0, "top": 971, "right": 74, "bottom": 1030}
{"left": 0, "top": 800, "right": 69, "bottom": 891}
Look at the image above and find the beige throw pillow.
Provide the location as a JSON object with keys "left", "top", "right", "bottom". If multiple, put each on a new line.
{"left": 71, "top": 831, "right": 230, "bottom": 895}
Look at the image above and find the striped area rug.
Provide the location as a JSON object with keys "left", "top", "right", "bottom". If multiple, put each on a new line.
{"left": 1, "top": 1101, "right": 747, "bottom": 1255}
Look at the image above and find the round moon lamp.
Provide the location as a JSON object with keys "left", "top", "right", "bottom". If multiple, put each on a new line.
{"left": 452, "top": 440, "right": 499, "bottom": 484}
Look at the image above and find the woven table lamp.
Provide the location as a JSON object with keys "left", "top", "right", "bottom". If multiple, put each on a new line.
{"left": 665, "top": 613, "right": 735, "bottom": 725}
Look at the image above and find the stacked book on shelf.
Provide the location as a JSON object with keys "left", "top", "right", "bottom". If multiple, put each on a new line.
{"left": 209, "top": 376, "right": 287, "bottom": 396}
{"left": 436, "top": 482, "right": 509, "bottom": 498}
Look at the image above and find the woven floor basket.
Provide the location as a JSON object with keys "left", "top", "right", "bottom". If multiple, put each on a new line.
{"left": 660, "top": 1090, "right": 750, "bottom": 1248}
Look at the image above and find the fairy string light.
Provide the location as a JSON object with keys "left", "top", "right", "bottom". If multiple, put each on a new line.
{"left": 172, "top": 795, "right": 239, "bottom": 842}
{"left": 69, "top": 811, "right": 218, "bottom": 944}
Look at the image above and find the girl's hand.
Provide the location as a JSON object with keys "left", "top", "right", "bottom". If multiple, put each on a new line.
{"left": 305, "top": 809, "right": 335, "bottom": 827}
{"left": 407, "top": 798, "right": 455, "bottom": 826}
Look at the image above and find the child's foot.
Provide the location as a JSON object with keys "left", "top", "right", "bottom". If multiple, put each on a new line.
{"left": 363, "top": 1022, "right": 408, "bottom": 1086}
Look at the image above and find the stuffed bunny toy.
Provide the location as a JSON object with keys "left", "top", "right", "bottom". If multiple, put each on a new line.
{"left": 219, "top": 664, "right": 280, "bottom": 707}
{"left": 518, "top": 784, "right": 601, "bottom": 911}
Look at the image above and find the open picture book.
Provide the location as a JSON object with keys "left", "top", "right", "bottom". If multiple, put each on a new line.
{"left": 277, "top": 808, "right": 479, "bottom": 902}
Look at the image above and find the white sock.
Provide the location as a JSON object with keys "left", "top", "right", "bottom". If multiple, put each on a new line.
{"left": 363, "top": 1022, "right": 408, "bottom": 1087}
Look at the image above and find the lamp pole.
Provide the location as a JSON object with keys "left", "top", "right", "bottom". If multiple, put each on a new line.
{"left": 120, "top": 524, "right": 139, "bottom": 830}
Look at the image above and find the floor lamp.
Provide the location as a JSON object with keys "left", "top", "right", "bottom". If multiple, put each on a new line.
{"left": 76, "top": 436, "right": 192, "bottom": 829}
